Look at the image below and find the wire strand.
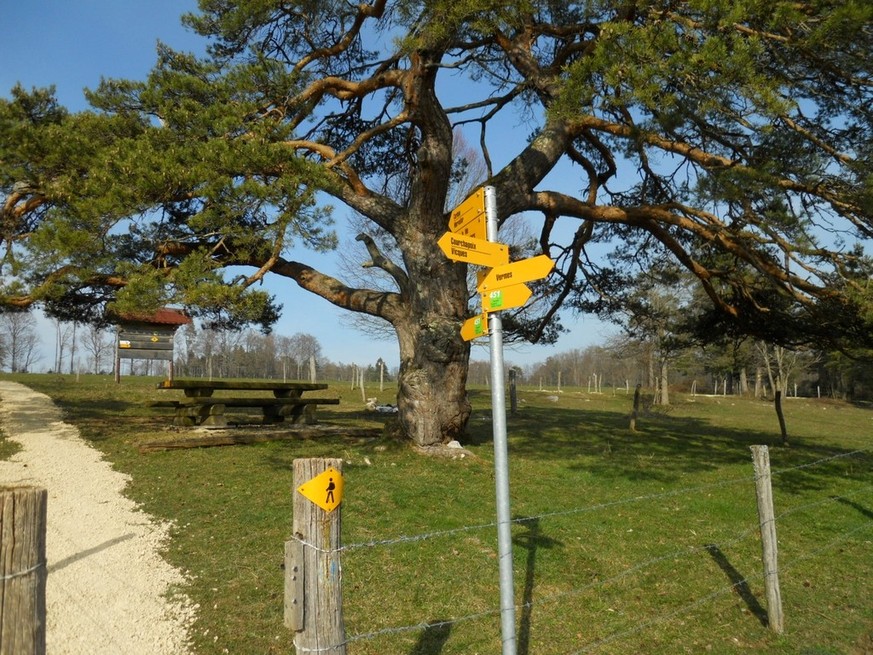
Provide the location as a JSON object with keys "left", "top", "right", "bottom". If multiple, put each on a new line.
{"left": 0, "top": 561, "right": 45, "bottom": 581}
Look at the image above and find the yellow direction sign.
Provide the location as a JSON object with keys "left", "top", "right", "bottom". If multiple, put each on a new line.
{"left": 438, "top": 232, "right": 509, "bottom": 268}
{"left": 482, "top": 284, "right": 532, "bottom": 312}
{"left": 448, "top": 188, "right": 486, "bottom": 239}
{"left": 477, "top": 254, "right": 555, "bottom": 293}
{"left": 297, "top": 466, "right": 344, "bottom": 513}
{"left": 460, "top": 314, "right": 489, "bottom": 341}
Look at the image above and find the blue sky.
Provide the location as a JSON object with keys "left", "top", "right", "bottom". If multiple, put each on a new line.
{"left": 0, "top": 1, "right": 614, "bottom": 372}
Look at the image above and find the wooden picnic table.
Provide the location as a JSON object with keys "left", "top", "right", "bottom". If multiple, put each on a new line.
{"left": 153, "top": 379, "right": 339, "bottom": 427}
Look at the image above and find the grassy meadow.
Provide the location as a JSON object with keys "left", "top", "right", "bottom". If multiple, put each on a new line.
{"left": 0, "top": 372, "right": 871, "bottom": 655}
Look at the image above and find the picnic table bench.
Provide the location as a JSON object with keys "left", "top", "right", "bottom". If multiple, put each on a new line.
{"left": 152, "top": 379, "right": 339, "bottom": 428}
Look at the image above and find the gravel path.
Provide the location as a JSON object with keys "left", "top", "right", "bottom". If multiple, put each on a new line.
{"left": 0, "top": 380, "right": 195, "bottom": 654}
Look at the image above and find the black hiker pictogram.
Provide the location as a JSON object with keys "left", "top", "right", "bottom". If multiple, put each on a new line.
{"left": 326, "top": 478, "right": 336, "bottom": 504}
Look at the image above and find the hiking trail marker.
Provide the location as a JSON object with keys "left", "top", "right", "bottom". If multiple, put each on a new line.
{"left": 448, "top": 187, "right": 487, "bottom": 239}
{"left": 482, "top": 284, "right": 533, "bottom": 312}
{"left": 460, "top": 314, "right": 489, "bottom": 341}
{"left": 441, "top": 185, "right": 559, "bottom": 655}
{"left": 443, "top": 185, "right": 527, "bottom": 655}
{"left": 438, "top": 232, "right": 509, "bottom": 268}
{"left": 476, "top": 255, "right": 554, "bottom": 294}
{"left": 443, "top": 187, "right": 554, "bottom": 343}
{"left": 296, "top": 466, "right": 343, "bottom": 513}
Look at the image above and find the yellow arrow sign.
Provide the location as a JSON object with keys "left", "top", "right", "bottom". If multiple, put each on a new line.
{"left": 460, "top": 314, "right": 489, "bottom": 341}
{"left": 448, "top": 188, "right": 486, "bottom": 239}
{"left": 297, "top": 466, "right": 344, "bottom": 513}
{"left": 477, "top": 254, "right": 555, "bottom": 293}
{"left": 438, "top": 232, "right": 509, "bottom": 267}
{"left": 482, "top": 284, "right": 532, "bottom": 312}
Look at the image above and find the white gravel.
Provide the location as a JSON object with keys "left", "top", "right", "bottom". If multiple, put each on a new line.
{"left": 0, "top": 380, "right": 195, "bottom": 655}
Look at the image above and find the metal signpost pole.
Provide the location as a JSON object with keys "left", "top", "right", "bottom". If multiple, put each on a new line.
{"left": 484, "top": 185, "right": 517, "bottom": 655}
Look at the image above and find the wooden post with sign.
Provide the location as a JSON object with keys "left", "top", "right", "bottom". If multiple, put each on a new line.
{"left": 286, "top": 458, "right": 345, "bottom": 654}
{"left": 0, "top": 486, "right": 47, "bottom": 655}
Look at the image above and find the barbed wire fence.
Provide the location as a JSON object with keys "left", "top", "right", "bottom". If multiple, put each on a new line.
{"left": 290, "top": 448, "right": 873, "bottom": 654}
{"left": 5, "top": 447, "right": 869, "bottom": 654}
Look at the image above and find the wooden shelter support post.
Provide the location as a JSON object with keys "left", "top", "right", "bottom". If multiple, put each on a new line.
{"left": 0, "top": 486, "right": 47, "bottom": 655}
{"left": 750, "top": 445, "right": 785, "bottom": 634}
{"left": 286, "top": 459, "right": 346, "bottom": 654}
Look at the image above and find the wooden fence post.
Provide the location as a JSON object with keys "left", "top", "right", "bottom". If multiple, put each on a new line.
{"left": 286, "top": 459, "right": 346, "bottom": 654}
{"left": 0, "top": 486, "right": 47, "bottom": 655}
{"left": 750, "top": 446, "right": 784, "bottom": 634}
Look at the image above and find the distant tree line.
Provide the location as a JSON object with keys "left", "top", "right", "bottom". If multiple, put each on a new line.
{"left": 171, "top": 324, "right": 393, "bottom": 384}
{"left": 503, "top": 271, "right": 873, "bottom": 404}
{"left": 506, "top": 337, "right": 873, "bottom": 403}
{"left": 0, "top": 314, "right": 396, "bottom": 385}
{"left": 2, "top": 311, "right": 872, "bottom": 402}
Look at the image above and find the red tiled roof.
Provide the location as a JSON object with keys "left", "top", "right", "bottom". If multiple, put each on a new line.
{"left": 116, "top": 308, "right": 192, "bottom": 326}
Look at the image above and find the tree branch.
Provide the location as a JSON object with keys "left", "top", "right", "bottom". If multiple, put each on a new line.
{"left": 269, "top": 256, "right": 403, "bottom": 323}
{"left": 292, "top": 0, "right": 387, "bottom": 74}
{"left": 355, "top": 232, "right": 409, "bottom": 293}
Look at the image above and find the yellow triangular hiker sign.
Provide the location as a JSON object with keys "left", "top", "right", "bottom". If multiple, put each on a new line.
{"left": 297, "top": 467, "right": 344, "bottom": 512}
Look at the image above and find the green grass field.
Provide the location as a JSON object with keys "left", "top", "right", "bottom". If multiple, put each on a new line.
{"left": 1, "top": 373, "right": 871, "bottom": 654}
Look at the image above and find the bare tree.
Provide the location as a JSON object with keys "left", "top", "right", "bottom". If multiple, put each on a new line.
{"left": 289, "top": 333, "right": 322, "bottom": 380}
{"left": 52, "top": 319, "right": 75, "bottom": 373}
{"left": 0, "top": 312, "right": 41, "bottom": 372}
{"left": 80, "top": 324, "right": 113, "bottom": 374}
{"left": 756, "top": 343, "right": 819, "bottom": 397}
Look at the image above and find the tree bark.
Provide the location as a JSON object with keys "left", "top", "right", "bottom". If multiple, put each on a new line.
{"left": 659, "top": 360, "right": 669, "bottom": 406}
{"left": 395, "top": 316, "right": 471, "bottom": 446}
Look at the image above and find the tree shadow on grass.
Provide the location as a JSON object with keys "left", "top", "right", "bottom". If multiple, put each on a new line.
{"left": 47, "top": 397, "right": 133, "bottom": 420}
{"left": 464, "top": 393, "right": 873, "bottom": 493}
{"left": 408, "top": 620, "right": 452, "bottom": 655}
{"left": 834, "top": 496, "right": 873, "bottom": 520}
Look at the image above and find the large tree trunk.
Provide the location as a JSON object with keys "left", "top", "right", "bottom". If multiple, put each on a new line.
{"left": 392, "top": 259, "right": 472, "bottom": 446}
{"left": 395, "top": 320, "right": 471, "bottom": 446}
{"left": 392, "top": 179, "right": 473, "bottom": 447}
{"left": 393, "top": 49, "right": 473, "bottom": 448}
